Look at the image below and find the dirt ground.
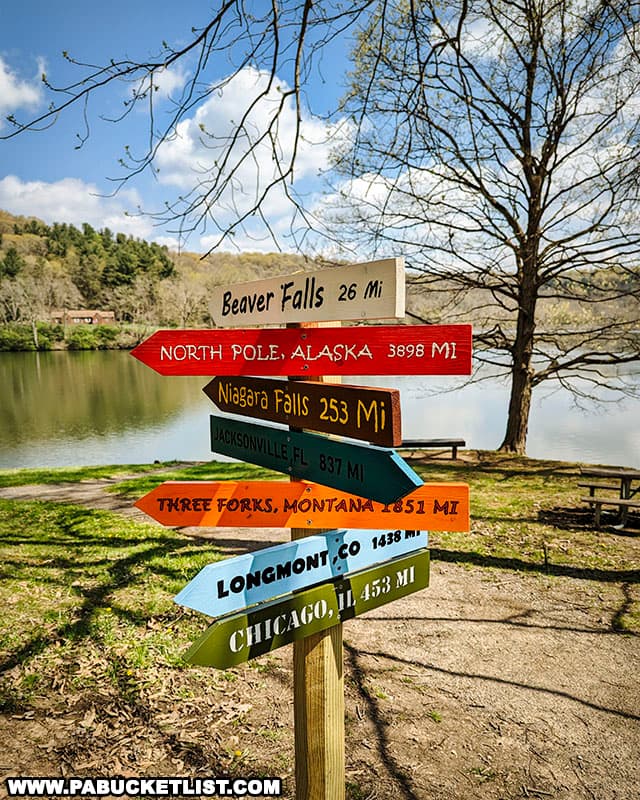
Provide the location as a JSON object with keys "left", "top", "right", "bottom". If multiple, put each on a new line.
{"left": 0, "top": 478, "right": 638, "bottom": 800}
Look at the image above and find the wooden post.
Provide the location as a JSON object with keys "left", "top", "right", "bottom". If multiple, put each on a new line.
{"left": 292, "top": 619, "right": 344, "bottom": 800}
{"left": 290, "top": 322, "right": 344, "bottom": 800}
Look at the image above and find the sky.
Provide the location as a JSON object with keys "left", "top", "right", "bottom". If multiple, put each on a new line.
{"left": 0, "top": 1, "right": 353, "bottom": 254}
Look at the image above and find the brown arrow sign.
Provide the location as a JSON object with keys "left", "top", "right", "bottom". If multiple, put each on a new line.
{"left": 203, "top": 376, "right": 402, "bottom": 446}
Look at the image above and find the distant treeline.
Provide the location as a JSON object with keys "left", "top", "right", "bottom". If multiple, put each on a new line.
{"left": 2, "top": 209, "right": 635, "bottom": 354}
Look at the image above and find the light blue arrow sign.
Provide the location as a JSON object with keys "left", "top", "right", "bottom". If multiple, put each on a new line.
{"left": 174, "top": 528, "right": 427, "bottom": 618}
{"left": 209, "top": 415, "right": 423, "bottom": 504}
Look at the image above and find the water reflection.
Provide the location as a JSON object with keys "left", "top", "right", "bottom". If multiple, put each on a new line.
{"left": 0, "top": 350, "right": 638, "bottom": 468}
{"left": 0, "top": 350, "right": 213, "bottom": 467}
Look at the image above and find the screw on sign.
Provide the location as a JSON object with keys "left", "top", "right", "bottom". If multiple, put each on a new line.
{"left": 134, "top": 480, "right": 470, "bottom": 532}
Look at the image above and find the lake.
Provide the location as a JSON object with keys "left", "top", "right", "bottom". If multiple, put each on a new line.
{"left": 0, "top": 350, "right": 638, "bottom": 469}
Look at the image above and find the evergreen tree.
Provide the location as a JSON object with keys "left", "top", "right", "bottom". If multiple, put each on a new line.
{"left": 1, "top": 247, "right": 25, "bottom": 278}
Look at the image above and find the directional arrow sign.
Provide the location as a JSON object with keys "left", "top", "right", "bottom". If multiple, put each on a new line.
{"left": 175, "top": 528, "right": 427, "bottom": 618}
{"left": 184, "top": 549, "right": 430, "bottom": 668}
{"left": 134, "top": 480, "right": 470, "bottom": 532}
{"left": 130, "top": 324, "right": 472, "bottom": 377}
{"left": 209, "top": 416, "right": 421, "bottom": 504}
{"left": 204, "top": 377, "right": 402, "bottom": 447}
{"left": 210, "top": 258, "right": 405, "bottom": 327}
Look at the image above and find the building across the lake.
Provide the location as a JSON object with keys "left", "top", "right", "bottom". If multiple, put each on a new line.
{"left": 50, "top": 309, "right": 116, "bottom": 325}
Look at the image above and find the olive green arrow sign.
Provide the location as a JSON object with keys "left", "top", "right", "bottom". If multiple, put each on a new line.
{"left": 184, "top": 549, "right": 429, "bottom": 669}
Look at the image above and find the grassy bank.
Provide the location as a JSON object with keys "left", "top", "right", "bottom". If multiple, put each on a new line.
{"left": 0, "top": 454, "right": 638, "bottom": 789}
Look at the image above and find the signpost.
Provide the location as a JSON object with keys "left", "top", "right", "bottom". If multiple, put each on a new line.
{"left": 183, "top": 550, "right": 430, "bottom": 669}
{"left": 131, "top": 255, "right": 472, "bottom": 800}
{"left": 209, "top": 415, "right": 422, "bottom": 504}
{"left": 134, "top": 480, "right": 470, "bottom": 532}
{"left": 203, "top": 376, "right": 402, "bottom": 447}
{"left": 130, "top": 323, "right": 472, "bottom": 376}
{"left": 209, "top": 258, "right": 405, "bottom": 327}
{"left": 174, "top": 529, "right": 427, "bottom": 618}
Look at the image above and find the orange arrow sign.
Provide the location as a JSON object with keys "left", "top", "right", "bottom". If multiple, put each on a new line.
{"left": 134, "top": 480, "right": 469, "bottom": 532}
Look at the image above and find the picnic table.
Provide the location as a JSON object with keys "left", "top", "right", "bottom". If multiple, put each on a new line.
{"left": 579, "top": 467, "right": 640, "bottom": 528}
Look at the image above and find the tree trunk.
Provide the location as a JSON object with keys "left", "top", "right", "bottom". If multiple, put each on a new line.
{"left": 499, "top": 357, "right": 534, "bottom": 454}
{"left": 499, "top": 266, "right": 538, "bottom": 455}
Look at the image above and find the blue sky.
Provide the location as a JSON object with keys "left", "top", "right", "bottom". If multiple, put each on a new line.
{"left": 0, "top": 1, "right": 353, "bottom": 253}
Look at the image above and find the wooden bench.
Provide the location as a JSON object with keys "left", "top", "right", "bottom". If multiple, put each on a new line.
{"left": 581, "top": 496, "right": 640, "bottom": 527}
{"left": 577, "top": 482, "right": 621, "bottom": 497}
{"left": 399, "top": 439, "right": 466, "bottom": 460}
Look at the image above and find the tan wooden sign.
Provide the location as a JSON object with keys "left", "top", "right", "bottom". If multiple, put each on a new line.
{"left": 203, "top": 376, "right": 402, "bottom": 446}
{"left": 209, "top": 258, "right": 405, "bottom": 326}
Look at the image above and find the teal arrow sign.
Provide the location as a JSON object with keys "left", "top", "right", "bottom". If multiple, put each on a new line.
{"left": 185, "top": 549, "right": 430, "bottom": 668}
{"left": 174, "top": 528, "right": 427, "bottom": 618}
{"left": 209, "top": 415, "right": 423, "bottom": 504}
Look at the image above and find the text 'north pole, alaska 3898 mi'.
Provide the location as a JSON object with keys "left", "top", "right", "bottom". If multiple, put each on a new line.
{"left": 130, "top": 324, "right": 472, "bottom": 376}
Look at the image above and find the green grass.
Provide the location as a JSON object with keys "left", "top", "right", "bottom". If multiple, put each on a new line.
{"left": 0, "top": 495, "right": 241, "bottom": 724}
{"left": 0, "top": 460, "right": 281, "bottom": 491}
{"left": 412, "top": 453, "right": 640, "bottom": 581}
{"left": 0, "top": 498, "right": 223, "bottom": 668}
{"left": 0, "top": 461, "right": 182, "bottom": 488}
{"left": 109, "top": 460, "right": 282, "bottom": 499}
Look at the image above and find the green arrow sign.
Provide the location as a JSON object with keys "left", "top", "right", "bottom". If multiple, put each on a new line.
{"left": 184, "top": 549, "right": 429, "bottom": 669}
{"left": 210, "top": 415, "right": 422, "bottom": 505}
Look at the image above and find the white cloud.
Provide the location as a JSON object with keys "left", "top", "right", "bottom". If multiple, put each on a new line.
{"left": 200, "top": 224, "right": 295, "bottom": 255}
{"left": 132, "top": 64, "right": 189, "bottom": 102}
{"left": 153, "top": 235, "right": 181, "bottom": 251}
{"left": 0, "top": 175, "right": 153, "bottom": 239}
{"left": 0, "top": 56, "right": 43, "bottom": 121}
{"left": 0, "top": 65, "right": 345, "bottom": 253}
{"left": 153, "top": 66, "right": 337, "bottom": 239}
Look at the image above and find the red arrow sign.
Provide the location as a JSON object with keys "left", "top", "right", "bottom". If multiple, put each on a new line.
{"left": 130, "top": 324, "right": 472, "bottom": 376}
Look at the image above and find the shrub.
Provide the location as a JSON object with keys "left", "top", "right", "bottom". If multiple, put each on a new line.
{"left": 36, "top": 322, "right": 65, "bottom": 346}
{"left": 94, "top": 325, "right": 118, "bottom": 348}
{"left": 65, "top": 325, "right": 100, "bottom": 350}
{"left": 0, "top": 325, "right": 35, "bottom": 351}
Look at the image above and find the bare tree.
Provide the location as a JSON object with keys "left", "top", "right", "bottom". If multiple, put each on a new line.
{"left": 157, "top": 275, "right": 209, "bottom": 327}
{"left": 0, "top": 265, "right": 83, "bottom": 346}
{"left": 327, "top": 0, "right": 640, "bottom": 453}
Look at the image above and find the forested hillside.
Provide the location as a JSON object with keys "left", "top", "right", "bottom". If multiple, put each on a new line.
{"left": 0, "top": 210, "right": 321, "bottom": 348}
